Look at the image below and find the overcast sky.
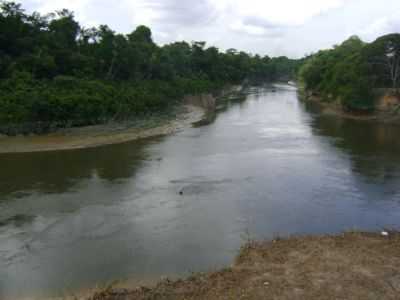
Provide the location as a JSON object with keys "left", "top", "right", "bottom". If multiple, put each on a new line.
{"left": 20, "top": 0, "right": 400, "bottom": 58}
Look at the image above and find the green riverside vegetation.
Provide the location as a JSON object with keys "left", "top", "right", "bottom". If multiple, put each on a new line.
{"left": 0, "top": 1, "right": 300, "bottom": 135}
{"left": 299, "top": 34, "right": 400, "bottom": 112}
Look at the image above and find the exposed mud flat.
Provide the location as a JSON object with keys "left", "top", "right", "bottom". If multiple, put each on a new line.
{"left": 84, "top": 232, "right": 400, "bottom": 300}
{"left": 0, "top": 105, "right": 205, "bottom": 154}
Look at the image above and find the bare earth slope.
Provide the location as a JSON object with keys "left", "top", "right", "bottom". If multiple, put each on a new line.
{"left": 91, "top": 232, "right": 400, "bottom": 300}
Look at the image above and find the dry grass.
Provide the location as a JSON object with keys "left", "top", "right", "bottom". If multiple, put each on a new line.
{"left": 89, "top": 231, "right": 400, "bottom": 300}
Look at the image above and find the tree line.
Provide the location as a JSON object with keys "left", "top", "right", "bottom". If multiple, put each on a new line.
{"left": 299, "top": 34, "right": 400, "bottom": 111}
{"left": 0, "top": 1, "right": 299, "bottom": 134}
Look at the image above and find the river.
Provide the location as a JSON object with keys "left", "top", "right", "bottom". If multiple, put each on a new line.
{"left": 1, "top": 84, "right": 400, "bottom": 299}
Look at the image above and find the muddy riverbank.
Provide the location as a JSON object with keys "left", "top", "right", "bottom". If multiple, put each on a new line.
{"left": 301, "top": 89, "right": 400, "bottom": 124}
{"left": 0, "top": 105, "right": 205, "bottom": 154}
{"left": 305, "top": 96, "right": 400, "bottom": 123}
{"left": 0, "top": 85, "right": 244, "bottom": 154}
{"left": 84, "top": 231, "right": 400, "bottom": 300}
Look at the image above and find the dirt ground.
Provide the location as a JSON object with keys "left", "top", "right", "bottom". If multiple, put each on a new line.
{"left": 0, "top": 105, "right": 204, "bottom": 154}
{"left": 88, "top": 232, "right": 400, "bottom": 300}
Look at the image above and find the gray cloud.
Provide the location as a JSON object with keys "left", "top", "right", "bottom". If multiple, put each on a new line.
{"left": 243, "top": 16, "right": 286, "bottom": 30}
{"left": 144, "top": 0, "right": 217, "bottom": 27}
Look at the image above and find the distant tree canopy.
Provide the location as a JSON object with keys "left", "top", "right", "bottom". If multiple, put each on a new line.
{"left": 299, "top": 34, "right": 400, "bottom": 111}
{"left": 0, "top": 1, "right": 299, "bottom": 134}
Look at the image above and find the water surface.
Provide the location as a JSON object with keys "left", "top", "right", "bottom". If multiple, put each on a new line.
{"left": 1, "top": 84, "right": 400, "bottom": 299}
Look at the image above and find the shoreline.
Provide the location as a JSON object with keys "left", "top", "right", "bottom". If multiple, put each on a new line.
{"left": 15, "top": 231, "right": 400, "bottom": 300}
{"left": 0, "top": 105, "right": 205, "bottom": 154}
{"left": 63, "top": 231, "right": 400, "bottom": 300}
{"left": 301, "top": 91, "right": 400, "bottom": 124}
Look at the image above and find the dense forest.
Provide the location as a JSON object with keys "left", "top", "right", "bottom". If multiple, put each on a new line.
{"left": 299, "top": 34, "right": 400, "bottom": 112}
{"left": 0, "top": 1, "right": 300, "bottom": 134}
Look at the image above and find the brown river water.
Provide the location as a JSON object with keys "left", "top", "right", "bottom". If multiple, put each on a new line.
{"left": 1, "top": 84, "right": 400, "bottom": 299}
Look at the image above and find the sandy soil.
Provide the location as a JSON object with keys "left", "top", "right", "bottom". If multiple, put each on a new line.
{"left": 86, "top": 232, "right": 400, "bottom": 300}
{"left": 0, "top": 105, "right": 205, "bottom": 154}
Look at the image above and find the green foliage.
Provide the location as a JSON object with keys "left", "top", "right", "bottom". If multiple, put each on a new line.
{"left": 362, "top": 33, "right": 400, "bottom": 88}
{"left": 0, "top": 1, "right": 300, "bottom": 134}
{"left": 269, "top": 56, "right": 303, "bottom": 81}
{"left": 299, "top": 35, "right": 400, "bottom": 112}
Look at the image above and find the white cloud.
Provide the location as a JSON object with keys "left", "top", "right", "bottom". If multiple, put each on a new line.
{"left": 358, "top": 13, "right": 400, "bottom": 42}
{"left": 25, "top": 0, "right": 90, "bottom": 17}
{"left": 19, "top": 0, "right": 400, "bottom": 57}
{"left": 219, "top": 0, "right": 346, "bottom": 26}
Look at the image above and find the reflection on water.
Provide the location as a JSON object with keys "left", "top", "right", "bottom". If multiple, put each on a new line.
{"left": 1, "top": 84, "right": 400, "bottom": 299}
{"left": 305, "top": 103, "right": 400, "bottom": 180}
{"left": 0, "top": 140, "right": 152, "bottom": 201}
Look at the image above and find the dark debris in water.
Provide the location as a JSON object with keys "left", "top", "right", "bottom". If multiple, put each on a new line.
{"left": 0, "top": 214, "right": 36, "bottom": 227}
